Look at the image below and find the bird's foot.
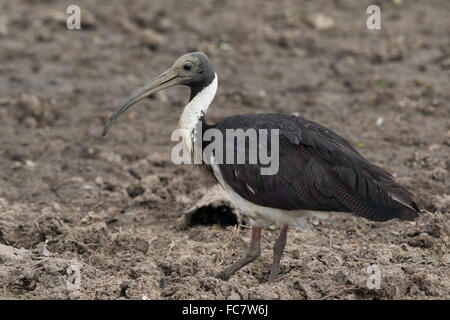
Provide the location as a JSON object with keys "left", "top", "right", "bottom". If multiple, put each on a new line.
{"left": 267, "top": 269, "right": 280, "bottom": 283}
{"left": 214, "top": 271, "right": 231, "bottom": 281}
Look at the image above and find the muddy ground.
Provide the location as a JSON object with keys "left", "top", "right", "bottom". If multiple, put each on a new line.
{"left": 0, "top": 0, "right": 449, "bottom": 300}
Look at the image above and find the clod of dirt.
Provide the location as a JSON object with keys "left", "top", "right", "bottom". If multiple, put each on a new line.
{"left": 31, "top": 208, "right": 67, "bottom": 244}
{"left": 55, "top": 222, "right": 113, "bottom": 254}
{"left": 140, "top": 29, "right": 167, "bottom": 50}
{"left": 7, "top": 267, "right": 38, "bottom": 293}
{"left": 15, "top": 93, "right": 59, "bottom": 127}
{"left": 0, "top": 228, "right": 5, "bottom": 244}
{"left": 0, "top": 244, "right": 31, "bottom": 260}
{"left": 293, "top": 280, "right": 322, "bottom": 299}
{"left": 0, "top": 15, "right": 8, "bottom": 36}
{"left": 432, "top": 194, "right": 450, "bottom": 213}
{"left": 113, "top": 233, "right": 149, "bottom": 254}
{"left": 442, "top": 254, "right": 450, "bottom": 264}
{"left": 430, "top": 168, "right": 446, "bottom": 182}
{"left": 127, "top": 184, "right": 145, "bottom": 198}
{"left": 408, "top": 233, "right": 435, "bottom": 248}
{"left": 119, "top": 280, "right": 131, "bottom": 297}
{"left": 177, "top": 186, "right": 241, "bottom": 229}
{"left": 130, "top": 175, "right": 167, "bottom": 203}
{"left": 307, "top": 13, "right": 335, "bottom": 30}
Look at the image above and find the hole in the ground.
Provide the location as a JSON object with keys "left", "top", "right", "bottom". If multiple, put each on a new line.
{"left": 189, "top": 204, "right": 238, "bottom": 227}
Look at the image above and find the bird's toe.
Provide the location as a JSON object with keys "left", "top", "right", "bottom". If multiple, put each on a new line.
{"left": 214, "top": 271, "right": 230, "bottom": 281}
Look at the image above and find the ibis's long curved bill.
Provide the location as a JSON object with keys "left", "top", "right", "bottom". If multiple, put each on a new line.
{"left": 102, "top": 69, "right": 180, "bottom": 136}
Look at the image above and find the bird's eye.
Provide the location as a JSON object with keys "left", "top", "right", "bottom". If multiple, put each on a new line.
{"left": 183, "top": 64, "right": 192, "bottom": 71}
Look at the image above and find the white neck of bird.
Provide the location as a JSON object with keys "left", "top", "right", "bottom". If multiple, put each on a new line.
{"left": 178, "top": 73, "right": 218, "bottom": 151}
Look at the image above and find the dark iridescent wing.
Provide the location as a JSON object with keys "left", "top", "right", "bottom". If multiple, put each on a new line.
{"left": 213, "top": 114, "right": 419, "bottom": 222}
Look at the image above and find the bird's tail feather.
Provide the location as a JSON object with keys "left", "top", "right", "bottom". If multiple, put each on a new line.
{"left": 335, "top": 183, "right": 419, "bottom": 222}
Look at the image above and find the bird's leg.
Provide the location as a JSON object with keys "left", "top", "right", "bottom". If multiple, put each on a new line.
{"left": 215, "top": 226, "right": 261, "bottom": 281}
{"left": 268, "top": 224, "right": 288, "bottom": 282}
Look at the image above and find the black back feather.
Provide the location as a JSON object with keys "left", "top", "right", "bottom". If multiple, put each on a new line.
{"left": 209, "top": 114, "right": 419, "bottom": 222}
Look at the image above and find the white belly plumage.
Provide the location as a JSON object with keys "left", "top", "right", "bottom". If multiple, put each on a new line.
{"left": 210, "top": 162, "right": 329, "bottom": 229}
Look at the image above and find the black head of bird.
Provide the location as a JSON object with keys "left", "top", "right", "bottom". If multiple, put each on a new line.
{"left": 103, "top": 52, "right": 419, "bottom": 283}
{"left": 102, "top": 52, "right": 215, "bottom": 136}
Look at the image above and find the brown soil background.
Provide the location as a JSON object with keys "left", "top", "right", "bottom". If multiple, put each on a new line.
{"left": 0, "top": 0, "right": 449, "bottom": 300}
